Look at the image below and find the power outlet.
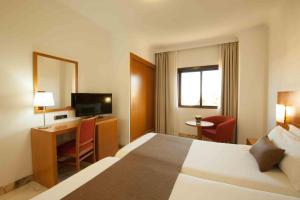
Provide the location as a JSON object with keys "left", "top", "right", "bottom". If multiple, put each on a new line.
{"left": 54, "top": 114, "right": 68, "bottom": 120}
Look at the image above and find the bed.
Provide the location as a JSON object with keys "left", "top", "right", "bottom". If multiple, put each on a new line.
{"left": 115, "top": 133, "right": 300, "bottom": 197}
{"left": 32, "top": 157, "right": 298, "bottom": 200}
{"left": 31, "top": 132, "right": 300, "bottom": 200}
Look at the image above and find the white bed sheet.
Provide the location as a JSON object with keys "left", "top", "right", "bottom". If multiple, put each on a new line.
{"left": 115, "top": 132, "right": 156, "bottom": 158}
{"left": 32, "top": 157, "right": 298, "bottom": 200}
{"left": 170, "top": 174, "right": 299, "bottom": 200}
{"left": 115, "top": 133, "right": 300, "bottom": 197}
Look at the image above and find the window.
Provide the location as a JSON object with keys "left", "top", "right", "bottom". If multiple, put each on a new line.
{"left": 178, "top": 65, "right": 221, "bottom": 108}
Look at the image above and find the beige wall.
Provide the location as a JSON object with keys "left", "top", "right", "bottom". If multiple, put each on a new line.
{"left": 0, "top": 0, "right": 153, "bottom": 186}
{"left": 237, "top": 25, "right": 268, "bottom": 144}
{"left": 168, "top": 46, "right": 221, "bottom": 136}
{"left": 267, "top": 0, "right": 300, "bottom": 130}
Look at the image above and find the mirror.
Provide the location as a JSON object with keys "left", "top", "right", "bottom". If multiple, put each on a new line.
{"left": 33, "top": 52, "right": 78, "bottom": 113}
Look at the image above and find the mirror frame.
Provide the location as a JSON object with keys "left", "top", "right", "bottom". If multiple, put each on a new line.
{"left": 33, "top": 51, "right": 78, "bottom": 113}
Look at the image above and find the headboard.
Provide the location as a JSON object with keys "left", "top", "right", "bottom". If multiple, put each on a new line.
{"left": 277, "top": 91, "right": 300, "bottom": 129}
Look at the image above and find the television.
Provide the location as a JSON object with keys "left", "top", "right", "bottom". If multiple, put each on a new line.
{"left": 71, "top": 93, "right": 112, "bottom": 117}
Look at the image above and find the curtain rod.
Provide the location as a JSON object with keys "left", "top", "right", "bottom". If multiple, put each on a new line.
{"left": 153, "top": 36, "right": 238, "bottom": 53}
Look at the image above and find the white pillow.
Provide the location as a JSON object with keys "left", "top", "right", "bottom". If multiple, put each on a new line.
{"left": 268, "top": 126, "right": 300, "bottom": 191}
{"left": 268, "top": 126, "right": 287, "bottom": 146}
{"left": 289, "top": 124, "right": 300, "bottom": 138}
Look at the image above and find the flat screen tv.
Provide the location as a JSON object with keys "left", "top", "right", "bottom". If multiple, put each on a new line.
{"left": 71, "top": 93, "right": 112, "bottom": 117}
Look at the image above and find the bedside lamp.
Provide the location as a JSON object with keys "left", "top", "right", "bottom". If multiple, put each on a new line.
{"left": 34, "top": 92, "right": 55, "bottom": 129}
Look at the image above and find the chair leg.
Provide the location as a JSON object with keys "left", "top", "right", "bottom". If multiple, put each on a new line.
{"left": 76, "top": 157, "right": 80, "bottom": 171}
{"left": 93, "top": 151, "right": 96, "bottom": 163}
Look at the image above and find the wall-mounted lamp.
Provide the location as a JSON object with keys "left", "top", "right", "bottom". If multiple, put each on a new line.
{"left": 276, "top": 104, "right": 295, "bottom": 124}
{"left": 276, "top": 104, "right": 285, "bottom": 123}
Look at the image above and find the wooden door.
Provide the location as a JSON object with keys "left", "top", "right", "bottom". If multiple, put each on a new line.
{"left": 130, "top": 53, "right": 155, "bottom": 142}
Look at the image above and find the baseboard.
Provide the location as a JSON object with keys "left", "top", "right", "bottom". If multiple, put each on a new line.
{"left": 0, "top": 175, "right": 33, "bottom": 196}
{"left": 178, "top": 132, "right": 198, "bottom": 139}
{"left": 178, "top": 132, "right": 213, "bottom": 141}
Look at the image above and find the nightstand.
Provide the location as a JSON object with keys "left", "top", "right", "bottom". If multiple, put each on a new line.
{"left": 246, "top": 138, "right": 258, "bottom": 145}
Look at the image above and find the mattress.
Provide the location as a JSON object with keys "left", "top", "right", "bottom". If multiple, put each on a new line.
{"left": 32, "top": 157, "right": 299, "bottom": 200}
{"left": 116, "top": 133, "right": 300, "bottom": 197}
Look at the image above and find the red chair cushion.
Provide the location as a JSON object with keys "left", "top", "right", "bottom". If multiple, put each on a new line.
{"left": 58, "top": 140, "right": 94, "bottom": 157}
{"left": 203, "top": 128, "right": 217, "bottom": 135}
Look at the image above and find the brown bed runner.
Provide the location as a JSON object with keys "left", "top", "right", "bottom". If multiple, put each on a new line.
{"left": 62, "top": 134, "right": 193, "bottom": 200}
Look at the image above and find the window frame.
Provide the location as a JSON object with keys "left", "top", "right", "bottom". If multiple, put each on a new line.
{"left": 177, "top": 65, "right": 219, "bottom": 109}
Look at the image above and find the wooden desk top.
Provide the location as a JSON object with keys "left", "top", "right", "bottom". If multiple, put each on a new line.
{"left": 32, "top": 116, "right": 116, "bottom": 135}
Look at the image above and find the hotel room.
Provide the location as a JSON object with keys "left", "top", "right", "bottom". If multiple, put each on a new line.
{"left": 0, "top": 0, "right": 300, "bottom": 199}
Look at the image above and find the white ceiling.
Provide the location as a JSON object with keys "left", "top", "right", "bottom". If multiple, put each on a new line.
{"left": 58, "top": 0, "right": 283, "bottom": 48}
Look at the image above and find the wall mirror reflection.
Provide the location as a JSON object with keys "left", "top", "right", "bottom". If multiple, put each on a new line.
{"left": 33, "top": 52, "right": 78, "bottom": 113}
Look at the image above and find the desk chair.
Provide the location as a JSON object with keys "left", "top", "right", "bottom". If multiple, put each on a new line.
{"left": 57, "top": 117, "right": 97, "bottom": 171}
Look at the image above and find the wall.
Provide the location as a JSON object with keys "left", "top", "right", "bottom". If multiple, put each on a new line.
{"left": 237, "top": 25, "right": 268, "bottom": 144}
{"left": 0, "top": 0, "right": 154, "bottom": 186}
{"left": 267, "top": 0, "right": 300, "bottom": 130}
{"left": 168, "top": 46, "right": 221, "bottom": 136}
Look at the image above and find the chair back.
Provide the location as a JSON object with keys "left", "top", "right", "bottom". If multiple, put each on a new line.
{"left": 217, "top": 116, "right": 236, "bottom": 142}
{"left": 203, "top": 115, "right": 236, "bottom": 143}
{"left": 78, "top": 117, "right": 96, "bottom": 147}
{"left": 203, "top": 115, "right": 231, "bottom": 127}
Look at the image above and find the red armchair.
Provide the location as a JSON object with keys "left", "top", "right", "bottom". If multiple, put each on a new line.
{"left": 202, "top": 116, "right": 236, "bottom": 143}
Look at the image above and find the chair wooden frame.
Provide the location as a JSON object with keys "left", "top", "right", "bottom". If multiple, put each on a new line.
{"left": 58, "top": 117, "right": 97, "bottom": 171}
{"left": 75, "top": 117, "right": 97, "bottom": 171}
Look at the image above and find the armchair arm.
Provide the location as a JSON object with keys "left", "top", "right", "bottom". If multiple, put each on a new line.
{"left": 216, "top": 119, "right": 236, "bottom": 142}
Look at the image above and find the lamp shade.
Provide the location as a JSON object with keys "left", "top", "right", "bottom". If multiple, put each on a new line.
{"left": 34, "top": 92, "right": 55, "bottom": 107}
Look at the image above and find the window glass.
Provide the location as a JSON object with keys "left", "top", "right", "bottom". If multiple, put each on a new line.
{"left": 202, "top": 70, "right": 221, "bottom": 107}
{"left": 178, "top": 66, "right": 221, "bottom": 108}
{"left": 180, "top": 71, "right": 200, "bottom": 106}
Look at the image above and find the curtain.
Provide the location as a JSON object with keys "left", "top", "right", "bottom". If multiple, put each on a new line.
{"left": 155, "top": 52, "right": 178, "bottom": 134}
{"left": 220, "top": 42, "right": 239, "bottom": 143}
{"left": 166, "top": 51, "right": 179, "bottom": 135}
{"left": 155, "top": 52, "right": 168, "bottom": 133}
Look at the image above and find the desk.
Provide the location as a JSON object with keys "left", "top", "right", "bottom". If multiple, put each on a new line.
{"left": 31, "top": 117, "right": 118, "bottom": 188}
{"left": 185, "top": 120, "right": 214, "bottom": 140}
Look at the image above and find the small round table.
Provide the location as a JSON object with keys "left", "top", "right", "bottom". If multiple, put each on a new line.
{"left": 185, "top": 120, "right": 214, "bottom": 140}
